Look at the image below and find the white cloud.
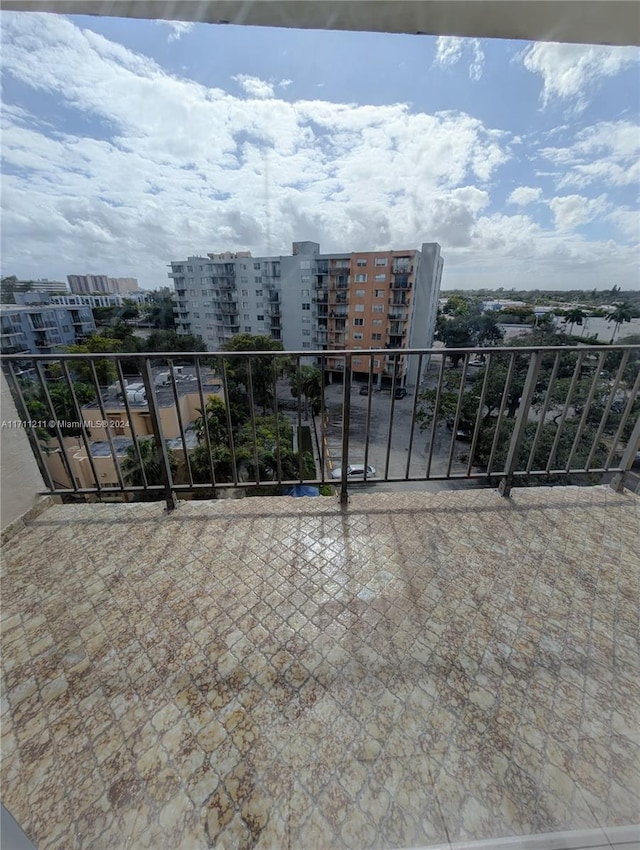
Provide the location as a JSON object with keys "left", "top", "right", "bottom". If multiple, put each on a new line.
{"left": 548, "top": 194, "right": 609, "bottom": 232}
{"left": 278, "top": 79, "right": 293, "bottom": 89}
{"left": 434, "top": 36, "right": 485, "bottom": 81}
{"left": 232, "top": 74, "right": 275, "bottom": 99}
{"left": 0, "top": 12, "right": 637, "bottom": 293}
{"left": 507, "top": 187, "right": 542, "bottom": 206}
{"left": 157, "top": 20, "right": 194, "bottom": 43}
{"left": 520, "top": 42, "right": 639, "bottom": 109}
{"left": 608, "top": 209, "right": 640, "bottom": 242}
{"left": 540, "top": 120, "right": 640, "bottom": 189}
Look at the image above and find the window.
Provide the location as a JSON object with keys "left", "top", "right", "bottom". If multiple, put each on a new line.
{"left": 241, "top": 289, "right": 249, "bottom": 296}
{"left": 353, "top": 333, "right": 363, "bottom": 340}
{"left": 245, "top": 326, "right": 252, "bottom": 332}
{"left": 356, "top": 259, "right": 367, "bottom": 267}
{"left": 255, "top": 289, "right": 262, "bottom": 296}
{"left": 242, "top": 302, "right": 249, "bottom": 309}
{"left": 355, "top": 304, "right": 365, "bottom": 312}
{"left": 373, "top": 319, "right": 383, "bottom": 326}
{"left": 373, "top": 305, "right": 384, "bottom": 313}
{"left": 374, "top": 289, "right": 384, "bottom": 297}
{"left": 302, "top": 303, "right": 310, "bottom": 310}
{"left": 254, "top": 262, "right": 261, "bottom": 270}
{"left": 302, "top": 317, "right": 311, "bottom": 324}
{"left": 240, "top": 277, "right": 248, "bottom": 284}
{"left": 353, "top": 318, "right": 364, "bottom": 326}
{"left": 241, "top": 264, "right": 247, "bottom": 270}
{"left": 353, "top": 358, "right": 362, "bottom": 365}
{"left": 301, "top": 289, "right": 310, "bottom": 296}
{"left": 187, "top": 265, "right": 193, "bottom": 272}
{"left": 373, "top": 359, "right": 381, "bottom": 367}
{"left": 256, "top": 301, "right": 264, "bottom": 308}
{"left": 255, "top": 276, "right": 262, "bottom": 283}
{"left": 375, "top": 258, "right": 387, "bottom": 267}
{"left": 355, "top": 289, "right": 365, "bottom": 296}
{"left": 243, "top": 313, "right": 251, "bottom": 320}
{"left": 355, "top": 274, "right": 367, "bottom": 283}
{"left": 257, "top": 315, "right": 264, "bottom": 321}
{"left": 375, "top": 274, "right": 386, "bottom": 282}
{"left": 302, "top": 329, "right": 311, "bottom": 336}
{"left": 302, "top": 342, "right": 311, "bottom": 349}
{"left": 372, "top": 333, "right": 382, "bottom": 341}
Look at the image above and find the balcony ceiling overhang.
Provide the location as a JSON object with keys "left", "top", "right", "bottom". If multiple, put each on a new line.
{"left": 2, "top": 0, "right": 639, "bottom": 46}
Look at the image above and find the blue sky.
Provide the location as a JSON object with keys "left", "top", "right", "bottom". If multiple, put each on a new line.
{"left": 1, "top": 12, "right": 638, "bottom": 290}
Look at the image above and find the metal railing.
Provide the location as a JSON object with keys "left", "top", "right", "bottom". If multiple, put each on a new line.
{"left": 2, "top": 344, "right": 639, "bottom": 509}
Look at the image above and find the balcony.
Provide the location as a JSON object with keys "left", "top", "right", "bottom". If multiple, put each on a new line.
{"left": 1, "top": 344, "right": 639, "bottom": 850}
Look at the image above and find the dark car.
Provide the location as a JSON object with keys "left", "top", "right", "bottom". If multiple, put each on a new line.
{"left": 359, "top": 385, "right": 369, "bottom": 395}
{"left": 394, "top": 387, "right": 408, "bottom": 399}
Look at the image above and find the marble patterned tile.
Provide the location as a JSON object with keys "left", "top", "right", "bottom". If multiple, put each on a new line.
{"left": 1, "top": 486, "right": 638, "bottom": 848}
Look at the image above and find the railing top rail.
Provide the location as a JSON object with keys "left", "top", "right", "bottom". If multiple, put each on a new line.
{"left": 1, "top": 344, "right": 639, "bottom": 362}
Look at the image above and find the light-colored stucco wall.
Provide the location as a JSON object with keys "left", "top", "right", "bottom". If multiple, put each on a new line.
{"left": 1, "top": 372, "right": 47, "bottom": 531}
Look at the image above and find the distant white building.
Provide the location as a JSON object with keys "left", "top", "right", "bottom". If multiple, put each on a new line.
{"left": 15, "top": 279, "right": 68, "bottom": 293}
{"left": 67, "top": 275, "right": 140, "bottom": 295}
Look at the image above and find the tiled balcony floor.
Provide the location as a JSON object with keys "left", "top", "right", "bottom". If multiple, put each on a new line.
{"left": 1, "top": 486, "right": 639, "bottom": 850}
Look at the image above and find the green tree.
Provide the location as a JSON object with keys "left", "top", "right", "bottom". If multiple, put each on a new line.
{"left": 221, "top": 334, "right": 285, "bottom": 414}
{"left": 121, "top": 437, "right": 177, "bottom": 495}
{"left": 562, "top": 308, "right": 587, "bottom": 336}
{"left": 289, "top": 365, "right": 322, "bottom": 419}
{"left": 63, "top": 334, "right": 125, "bottom": 385}
{"left": 147, "top": 289, "right": 176, "bottom": 330}
{"left": 194, "top": 395, "right": 229, "bottom": 445}
{"left": 146, "top": 329, "right": 206, "bottom": 353}
{"left": 442, "top": 295, "right": 470, "bottom": 317}
{"left": 607, "top": 302, "right": 633, "bottom": 342}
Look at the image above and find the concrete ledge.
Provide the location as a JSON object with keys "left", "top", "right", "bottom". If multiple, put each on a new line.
{"left": 1, "top": 496, "right": 53, "bottom": 545}
{"left": 407, "top": 824, "right": 640, "bottom": 849}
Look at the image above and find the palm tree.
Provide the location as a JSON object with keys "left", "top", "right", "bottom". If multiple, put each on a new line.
{"left": 122, "top": 437, "right": 177, "bottom": 495}
{"left": 607, "top": 302, "right": 633, "bottom": 342}
{"left": 563, "top": 308, "right": 586, "bottom": 336}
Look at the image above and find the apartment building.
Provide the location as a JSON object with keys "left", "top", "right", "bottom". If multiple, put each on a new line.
{"left": 67, "top": 275, "right": 140, "bottom": 295}
{"left": 170, "top": 240, "right": 443, "bottom": 386}
{"left": 14, "top": 278, "right": 68, "bottom": 293}
{"left": 15, "top": 292, "right": 151, "bottom": 309}
{"left": 0, "top": 304, "right": 96, "bottom": 356}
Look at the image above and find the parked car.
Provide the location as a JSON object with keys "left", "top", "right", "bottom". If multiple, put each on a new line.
{"left": 394, "top": 387, "right": 408, "bottom": 399}
{"left": 330, "top": 464, "right": 376, "bottom": 480}
{"left": 359, "top": 385, "right": 369, "bottom": 395}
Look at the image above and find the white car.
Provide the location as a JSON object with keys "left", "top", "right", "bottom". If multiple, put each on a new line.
{"left": 330, "top": 464, "right": 376, "bottom": 480}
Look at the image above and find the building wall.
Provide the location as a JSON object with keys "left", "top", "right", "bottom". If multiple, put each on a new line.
{"left": 1, "top": 305, "right": 96, "bottom": 355}
{"left": 170, "top": 241, "right": 443, "bottom": 377}
{"left": 0, "top": 373, "right": 48, "bottom": 532}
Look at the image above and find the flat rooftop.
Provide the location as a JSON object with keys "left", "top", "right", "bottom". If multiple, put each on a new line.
{"left": 1, "top": 486, "right": 638, "bottom": 849}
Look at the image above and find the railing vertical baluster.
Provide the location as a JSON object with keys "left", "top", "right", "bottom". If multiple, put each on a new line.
{"left": 319, "top": 355, "right": 326, "bottom": 484}
{"left": 384, "top": 353, "right": 398, "bottom": 481}
{"left": 605, "top": 368, "right": 640, "bottom": 471}
{"left": 466, "top": 352, "right": 491, "bottom": 478}
{"left": 340, "top": 353, "right": 352, "bottom": 505}
{"left": 246, "top": 357, "right": 261, "bottom": 485}
{"left": 140, "top": 357, "right": 176, "bottom": 510}
{"left": 35, "top": 360, "right": 78, "bottom": 491}
{"left": 3, "top": 360, "right": 55, "bottom": 491}
{"left": 220, "top": 358, "right": 238, "bottom": 487}
{"left": 426, "top": 353, "right": 447, "bottom": 479}
{"left": 115, "top": 361, "right": 148, "bottom": 490}
{"left": 272, "top": 358, "right": 283, "bottom": 484}
{"left": 195, "top": 358, "right": 217, "bottom": 490}
{"left": 586, "top": 351, "right": 630, "bottom": 471}
{"left": 295, "top": 355, "right": 303, "bottom": 484}
{"left": 61, "top": 360, "right": 101, "bottom": 494}
{"left": 166, "top": 358, "right": 194, "bottom": 488}
{"left": 405, "top": 353, "right": 423, "bottom": 480}
{"left": 446, "top": 352, "right": 470, "bottom": 478}
{"left": 363, "top": 354, "right": 375, "bottom": 482}
{"left": 88, "top": 360, "right": 125, "bottom": 491}
{"left": 486, "top": 353, "right": 516, "bottom": 478}
{"left": 565, "top": 351, "right": 606, "bottom": 472}
{"left": 526, "top": 352, "right": 561, "bottom": 474}
{"left": 547, "top": 351, "right": 585, "bottom": 473}
{"left": 609, "top": 412, "right": 640, "bottom": 492}
{"left": 487, "top": 352, "right": 515, "bottom": 478}
{"left": 498, "top": 351, "right": 541, "bottom": 497}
